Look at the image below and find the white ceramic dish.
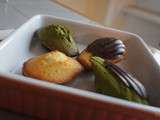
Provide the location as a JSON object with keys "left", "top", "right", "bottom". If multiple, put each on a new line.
{"left": 0, "top": 15, "right": 160, "bottom": 118}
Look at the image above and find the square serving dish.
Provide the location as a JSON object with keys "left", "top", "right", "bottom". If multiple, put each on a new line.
{"left": 0, "top": 15, "right": 160, "bottom": 119}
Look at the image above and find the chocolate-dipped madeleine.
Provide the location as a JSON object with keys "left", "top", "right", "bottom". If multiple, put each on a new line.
{"left": 91, "top": 56, "right": 148, "bottom": 104}
{"left": 78, "top": 37, "right": 126, "bottom": 69}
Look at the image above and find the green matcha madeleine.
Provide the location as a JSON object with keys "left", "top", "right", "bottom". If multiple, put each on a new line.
{"left": 91, "top": 56, "right": 148, "bottom": 104}
{"left": 37, "top": 24, "right": 79, "bottom": 57}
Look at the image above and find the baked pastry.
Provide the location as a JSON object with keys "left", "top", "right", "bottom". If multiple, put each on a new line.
{"left": 36, "top": 24, "right": 79, "bottom": 57}
{"left": 23, "top": 51, "right": 83, "bottom": 83}
{"left": 78, "top": 37, "right": 126, "bottom": 69}
{"left": 91, "top": 56, "right": 148, "bottom": 104}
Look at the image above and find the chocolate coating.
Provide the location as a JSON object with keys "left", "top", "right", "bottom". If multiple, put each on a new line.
{"left": 105, "top": 61, "right": 147, "bottom": 98}
{"left": 87, "top": 37, "right": 126, "bottom": 61}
